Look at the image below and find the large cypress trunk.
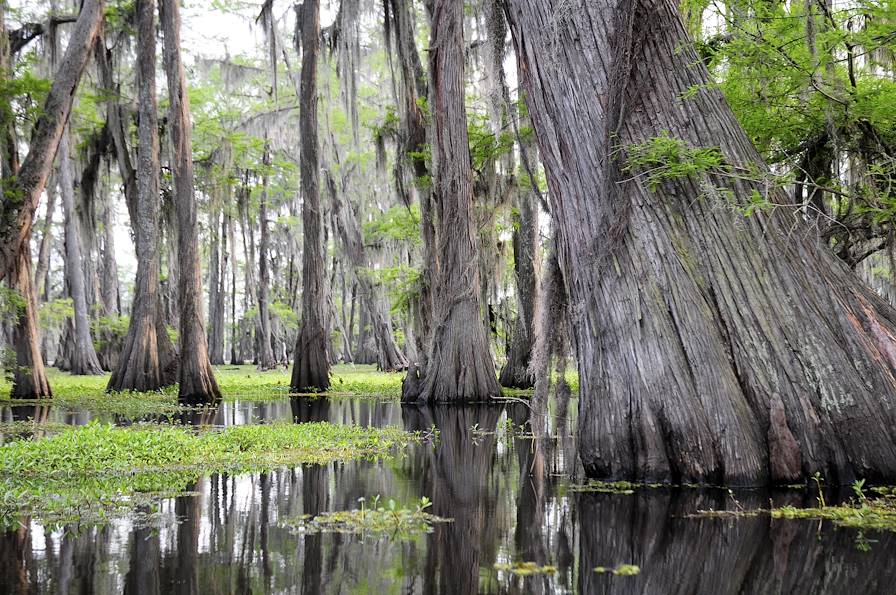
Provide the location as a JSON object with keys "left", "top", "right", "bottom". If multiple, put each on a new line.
{"left": 0, "top": 0, "right": 104, "bottom": 283}
{"left": 58, "top": 131, "right": 103, "bottom": 375}
{"left": 10, "top": 231, "right": 51, "bottom": 398}
{"left": 160, "top": 0, "right": 221, "bottom": 404}
{"left": 290, "top": 0, "right": 331, "bottom": 392}
{"left": 504, "top": 0, "right": 896, "bottom": 485}
{"left": 407, "top": 0, "right": 500, "bottom": 402}
{"left": 108, "top": 0, "right": 177, "bottom": 392}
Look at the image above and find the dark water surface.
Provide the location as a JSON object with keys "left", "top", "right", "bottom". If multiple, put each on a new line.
{"left": 1, "top": 397, "right": 895, "bottom": 594}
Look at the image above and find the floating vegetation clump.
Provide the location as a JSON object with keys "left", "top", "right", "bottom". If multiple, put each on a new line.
{"left": 564, "top": 480, "right": 666, "bottom": 495}
{"left": 281, "top": 497, "right": 448, "bottom": 539}
{"left": 494, "top": 561, "right": 558, "bottom": 576}
{"left": 771, "top": 489, "right": 896, "bottom": 533}
{"left": 0, "top": 421, "right": 420, "bottom": 528}
{"left": 594, "top": 564, "right": 641, "bottom": 576}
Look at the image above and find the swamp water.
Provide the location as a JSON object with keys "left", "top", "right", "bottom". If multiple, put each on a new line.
{"left": 0, "top": 396, "right": 894, "bottom": 594}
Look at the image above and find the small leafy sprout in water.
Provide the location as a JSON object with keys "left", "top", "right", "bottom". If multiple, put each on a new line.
{"left": 280, "top": 497, "right": 449, "bottom": 540}
{"left": 853, "top": 479, "right": 867, "bottom": 504}
{"left": 594, "top": 564, "right": 641, "bottom": 576}
{"left": 813, "top": 471, "right": 826, "bottom": 508}
{"left": 494, "top": 561, "right": 557, "bottom": 576}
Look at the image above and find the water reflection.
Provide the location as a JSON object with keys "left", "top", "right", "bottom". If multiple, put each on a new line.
{"left": 1, "top": 397, "right": 895, "bottom": 594}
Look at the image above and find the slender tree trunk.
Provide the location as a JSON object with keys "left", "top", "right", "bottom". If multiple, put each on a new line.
{"left": 406, "top": 0, "right": 500, "bottom": 402}
{"left": 160, "top": 0, "right": 221, "bottom": 404}
{"left": 257, "top": 145, "right": 276, "bottom": 370}
{"left": 207, "top": 193, "right": 225, "bottom": 365}
{"left": 108, "top": 0, "right": 178, "bottom": 392}
{"left": 328, "top": 172, "right": 408, "bottom": 371}
{"left": 100, "top": 190, "right": 120, "bottom": 316}
{"left": 218, "top": 203, "right": 229, "bottom": 363}
{"left": 390, "top": 0, "right": 435, "bottom": 361}
{"left": 58, "top": 131, "right": 103, "bottom": 374}
{"left": 499, "top": 138, "right": 539, "bottom": 388}
{"left": 0, "top": 0, "right": 104, "bottom": 283}
{"left": 505, "top": 0, "right": 896, "bottom": 485}
{"left": 227, "top": 211, "right": 241, "bottom": 365}
{"left": 33, "top": 178, "right": 57, "bottom": 302}
{"left": 291, "top": 0, "right": 331, "bottom": 392}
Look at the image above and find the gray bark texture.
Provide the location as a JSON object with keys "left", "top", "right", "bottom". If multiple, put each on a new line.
{"left": 291, "top": 0, "right": 331, "bottom": 392}
{"left": 107, "top": 0, "right": 178, "bottom": 392}
{"left": 504, "top": 0, "right": 896, "bottom": 485}
{"left": 160, "top": 0, "right": 221, "bottom": 404}
{"left": 406, "top": 0, "right": 500, "bottom": 402}
{"left": 58, "top": 131, "right": 103, "bottom": 375}
{"left": 257, "top": 146, "right": 277, "bottom": 370}
{"left": 0, "top": 0, "right": 104, "bottom": 283}
{"left": 207, "top": 196, "right": 225, "bottom": 365}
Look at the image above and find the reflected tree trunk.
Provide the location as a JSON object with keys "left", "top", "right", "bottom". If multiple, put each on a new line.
{"left": 402, "top": 405, "right": 502, "bottom": 594}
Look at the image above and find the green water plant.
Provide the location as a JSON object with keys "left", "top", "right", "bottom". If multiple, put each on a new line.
{"left": 494, "top": 561, "right": 558, "bottom": 576}
{"left": 594, "top": 564, "right": 641, "bottom": 576}
{"left": 0, "top": 421, "right": 420, "bottom": 528}
{"left": 280, "top": 496, "right": 448, "bottom": 539}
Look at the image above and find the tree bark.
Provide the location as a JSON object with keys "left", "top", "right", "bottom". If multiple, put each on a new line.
{"left": 108, "top": 0, "right": 178, "bottom": 392}
{"left": 10, "top": 246, "right": 51, "bottom": 398}
{"left": 291, "top": 0, "right": 331, "bottom": 392}
{"left": 207, "top": 194, "right": 225, "bottom": 365}
{"left": 499, "top": 142, "right": 539, "bottom": 388}
{"left": 160, "top": 0, "right": 221, "bottom": 404}
{"left": 227, "top": 210, "right": 242, "bottom": 365}
{"left": 58, "top": 130, "right": 104, "bottom": 375}
{"left": 407, "top": 0, "right": 500, "bottom": 402}
{"left": 100, "top": 188, "right": 120, "bottom": 316}
{"left": 504, "top": 0, "right": 896, "bottom": 485}
{"left": 33, "top": 177, "right": 57, "bottom": 302}
{"left": 389, "top": 0, "right": 436, "bottom": 361}
{"left": 0, "top": 0, "right": 104, "bottom": 283}
{"left": 257, "top": 145, "right": 277, "bottom": 370}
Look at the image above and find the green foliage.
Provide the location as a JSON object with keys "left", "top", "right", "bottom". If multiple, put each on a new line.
{"left": 363, "top": 204, "right": 421, "bottom": 245}
{"left": 468, "top": 113, "right": 515, "bottom": 171}
{"left": 623, "top": 132, "right": 725, "bottom": 191}
{"left": 269, "top": 300, "right": 299, "bottom": 331}
{"left": 0, "top": 421, "right": 420, "bottom": 528}
{"left": 280, "top": 496, "right": 448, "bottom": 539}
